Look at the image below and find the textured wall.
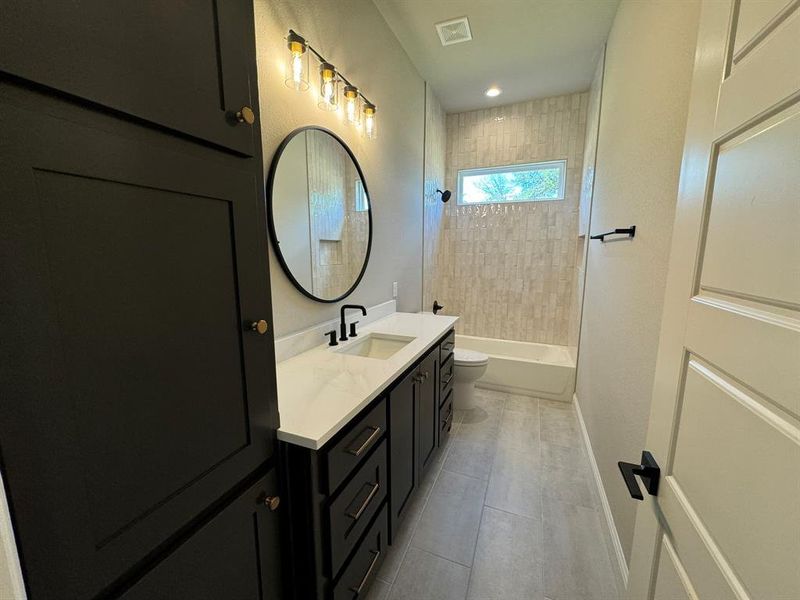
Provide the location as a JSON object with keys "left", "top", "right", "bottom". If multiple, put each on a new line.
{"left": 569, "top": 50, "right": 606, "bottom": 348}
{"left": 575, "top": 0, "right": 700, "bottom": 565}
{"left": 422, "top": 85, "right": 446, "bottom": 313}
{"left": 429, "top": 93, "right": 587, "bottom": 344}
{"left": 255, "top": 0, "right": 425, "bottom": 337}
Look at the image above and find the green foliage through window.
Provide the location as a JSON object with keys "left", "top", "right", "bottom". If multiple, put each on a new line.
{"left": 457, "top": 160, "right": 566, "bottom": 205}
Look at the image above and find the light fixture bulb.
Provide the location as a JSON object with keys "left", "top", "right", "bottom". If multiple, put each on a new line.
{"left": 291, "top": 53, "right": 303, "bottom": 84}
{"left": 485, "top": 86, "right": 502, "bottom": 97}
{"left": 318, "top": 62, "right": 339, "bottom": 111}
{"left": 343, "top": 85, "right": 361, "bottom": 126}
{"left": 363, "top": 103, "right": 377, "bottom": 140}
{"left": 284, "top": 31, "right": 309, "bottom": 91}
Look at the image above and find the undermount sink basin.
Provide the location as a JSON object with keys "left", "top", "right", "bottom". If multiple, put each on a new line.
{"left": 335, "top": 333, "right": 415, "bottom": 359}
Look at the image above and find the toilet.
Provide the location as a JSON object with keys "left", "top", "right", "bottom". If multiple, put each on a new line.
{"left": 452, "top": 348, "right": 489, "bottom": 410}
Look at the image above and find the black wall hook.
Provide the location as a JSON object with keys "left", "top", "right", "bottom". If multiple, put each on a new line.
{"left": 590, "top": 225, "right": 636, "bottom": 242}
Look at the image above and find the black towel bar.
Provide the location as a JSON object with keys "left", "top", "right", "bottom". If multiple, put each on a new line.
{"left": 590, "top": 225, "right": 636, "bottom": 242}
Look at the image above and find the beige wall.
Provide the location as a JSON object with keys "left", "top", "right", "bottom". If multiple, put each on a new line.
{"left": 422, "top": 85, "right": 446, "bottom": 313}
{"left": 255, "top": 0, "right": 425, "bottom": 337}
{"left": 569, "top": 48, "right": 605, "bottom": 349}
{"left": 429, "top": 93, "right": 587, "bottom": 345}
{"left": 575, "top": 0, "right": 700, "bottom": 566}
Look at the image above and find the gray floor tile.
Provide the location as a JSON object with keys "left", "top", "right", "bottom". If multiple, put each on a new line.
{"left": 457, "top": 407, "right": 503, "bottom": 444}
{"left": 364, "top": 577, "right": 391, "bottom": 600}
{"left": 540, "top": 443, "right": 597, "bottom": 509}
{"left": 542, "top": 498, "right": 621, "bottom": 600}
{"left": 539, "top": 403, "right": 580, "bottom": 448}
{"left": 496, "top": 409, "right": 540, "bottom": 453}
{"left": 540, "top": 398, "right": 574, "bottom": 411}
{"left": 411, "top": 470, "right": 487, "bottom": 566}
{"left": 485, "top": 445, "right": 542, "bottom": 520}
{"left": 378, "top": 486, "right": 430, "bottom": 583}
{"left": 389, "top": 547, "right": 471, "bottom": 600}
{"left": 443, "top": 438, "right": 497, "bottom": 481}
{"left": 473, "top": 388, "right": 509, "bottom": 410}
{"left": 467, "top": 507, "right": 544, "bottom": 600}
{"left": 504, "top": 394, "right": 540, "bottom": 414}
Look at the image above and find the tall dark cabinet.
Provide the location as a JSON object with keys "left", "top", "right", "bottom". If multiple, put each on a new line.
{"left": 0, "top": 2, "right": 282, "bottom": 598}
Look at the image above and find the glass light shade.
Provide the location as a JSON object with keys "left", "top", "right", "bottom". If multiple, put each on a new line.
{"left": 318, "top": 63, "right": 339, "bottom": 111}
{"left": 343, "top": 85, "right": 362, "bottom": 126}
{"left": 284, "top": 33, "right": 309, "bottom": 91}
{"left": 363, "top": 103, "right": 377, "bottom": 139}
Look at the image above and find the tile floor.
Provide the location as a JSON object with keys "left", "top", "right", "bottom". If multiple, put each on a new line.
{"left": 367, "top": 388, "right": 623, "bottom": 600}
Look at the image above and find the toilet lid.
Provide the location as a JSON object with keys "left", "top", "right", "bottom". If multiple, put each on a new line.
{"left": 453, "top": 348, "right": 489, "bottom": 366}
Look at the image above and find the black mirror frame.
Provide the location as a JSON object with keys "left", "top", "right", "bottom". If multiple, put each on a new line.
{"left": 266, "top": 126, "right": 373, "bottom": 304}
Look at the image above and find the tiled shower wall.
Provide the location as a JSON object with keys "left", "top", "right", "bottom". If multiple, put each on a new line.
{"left": 307, "top": 132, "right": 369, "bottom": 298}
{"left": 424, "top": 92, "right": 588, "bottom": 345}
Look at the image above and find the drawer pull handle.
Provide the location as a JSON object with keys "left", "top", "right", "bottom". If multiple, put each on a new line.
{"left": 346, "top": 426, "right": 382, "bottom": 457}
{"left": 346, "top": 482, "right": 380, "bottom": 521}
{"left": 443, "top": 343, "right": 454, "bottom": 352}
{"left": 442, "top": 373, "right": 454, "bottom": 387}
{"left": 349, "top": 550, "right": 381, "bottom": 595}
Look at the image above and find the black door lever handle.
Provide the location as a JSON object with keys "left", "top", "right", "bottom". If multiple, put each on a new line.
{"left": 618, "top": 451, "right": 660, "bottom": 501}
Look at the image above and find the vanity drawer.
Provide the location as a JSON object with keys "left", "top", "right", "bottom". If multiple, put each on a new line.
{"left": 325, "top": 397, "right": 387, "bottom": 495}
{"left": 439, "top": 389, "right": 454, "bottom": 447}
{"left": 332, "top": 503, "right": 388, "bottom": 600}
{"left": 440, "top": 329, "right": 455, "bottom": 364}
{"left": 328, "top": 438, "right": 387, "bottom": 577}
{"left": 440, "top": 353, "right": 454, "bottom": 400}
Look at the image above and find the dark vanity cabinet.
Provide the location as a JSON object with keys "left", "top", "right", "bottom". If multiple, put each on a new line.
{"left": 284, "top": 329, "right": 455, "bottom": 599}
{"left": 0, "top": 2, "right": 282, "bottom": 598}
{"left": 388, "top": 347, "right": 440, "bottom": 538}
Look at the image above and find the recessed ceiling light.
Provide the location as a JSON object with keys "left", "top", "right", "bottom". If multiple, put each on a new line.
{"left": 485, "top": 87, "right": 502, "bottom": 97}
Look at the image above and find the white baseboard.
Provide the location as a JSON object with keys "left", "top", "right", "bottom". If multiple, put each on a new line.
{"left": 573, "top": 392, "right": 629, "bottom": 589}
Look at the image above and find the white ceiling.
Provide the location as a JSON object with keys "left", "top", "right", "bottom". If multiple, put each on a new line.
{"left": 373, "top": 0, "right": 619, "bottom": 113}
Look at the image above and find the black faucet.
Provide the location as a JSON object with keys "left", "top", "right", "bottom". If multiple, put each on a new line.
{"left": 340, "top": 304, "right": 367, "bottom": 341}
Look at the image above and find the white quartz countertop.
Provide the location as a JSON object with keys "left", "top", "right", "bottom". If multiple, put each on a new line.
{"left": 276, "top": 312, "right": 458, "bottom": 449}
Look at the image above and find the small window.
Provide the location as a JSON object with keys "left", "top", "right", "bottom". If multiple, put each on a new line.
{"left": 457, "top": 160, "right": 566, "bottom": 205}
{"left": 354, "top": 179, "right": 369, "bottom": 212}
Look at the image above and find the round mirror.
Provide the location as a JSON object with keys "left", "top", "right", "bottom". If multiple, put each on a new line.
{"left": 267, "top": 127, "right": 372, "bottom": 303}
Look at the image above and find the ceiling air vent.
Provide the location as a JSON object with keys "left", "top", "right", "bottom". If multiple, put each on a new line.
{"left": 435, "top": 17, "right": 472, "bottom": 46}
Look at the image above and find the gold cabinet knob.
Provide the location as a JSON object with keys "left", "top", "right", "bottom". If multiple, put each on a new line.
{"left": 264, "top": 495, "right": 280, "bottom": 511}
{"left": 235, "top": 106, "right": 255, "bottom": 125}
{"left": 250, "top": 320, "right": 269, "bottom": 335}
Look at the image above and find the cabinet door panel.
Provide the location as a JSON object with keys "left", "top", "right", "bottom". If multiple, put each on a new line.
{"left": 388, "top": 371, "right": 416, "bottom": 539}
{"left": 418, "top": 352, "right": 438, "bottom": 475}
{"left": 0, "top": 95, "right": 277, "bottom": 599}
{"left": 120, "top": 470, "right": 282, "bottom": 600}
{"left": 0, "top": 1, "right": 257, "bottom": 155}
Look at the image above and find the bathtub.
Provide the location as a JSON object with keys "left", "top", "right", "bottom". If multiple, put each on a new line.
{"left": 455, "top": 335, "right": 576, "bottom": 403}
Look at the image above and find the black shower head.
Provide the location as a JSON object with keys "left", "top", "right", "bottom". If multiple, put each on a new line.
{"left": 436, "top": 189, "right": 451, "bottom": 203}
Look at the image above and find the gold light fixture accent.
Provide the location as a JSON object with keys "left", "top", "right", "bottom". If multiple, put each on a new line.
{"left": 318, "top": 62, "right": 339, "bottom": 111}
{"left": 363, "top": 102, "right": 377, "bottom": 140}
{"left": 284, "top": 29, "right": 377, "bottom": 138}
{"left": 284, "top": 31, "right": 309, "bottom": 91}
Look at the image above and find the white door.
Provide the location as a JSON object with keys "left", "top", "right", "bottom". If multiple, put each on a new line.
{"left": 625, "top": 1, "right": 800, "bottom": 599}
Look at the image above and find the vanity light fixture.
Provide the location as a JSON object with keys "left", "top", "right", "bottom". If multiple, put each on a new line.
{"left": 343, "top": 85, "right": 361, "bottom": 125}
{"left": 284, "top": 29, "right": 377, "bottom": 138}
{"left": 318, "top": 62, "right": 339, "bottom": 111}
{"left": 363, "top": 102, "right": 377, "bottom": 140}
{"left": 284, "top": 31, "right": 310, "bottom": 91}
